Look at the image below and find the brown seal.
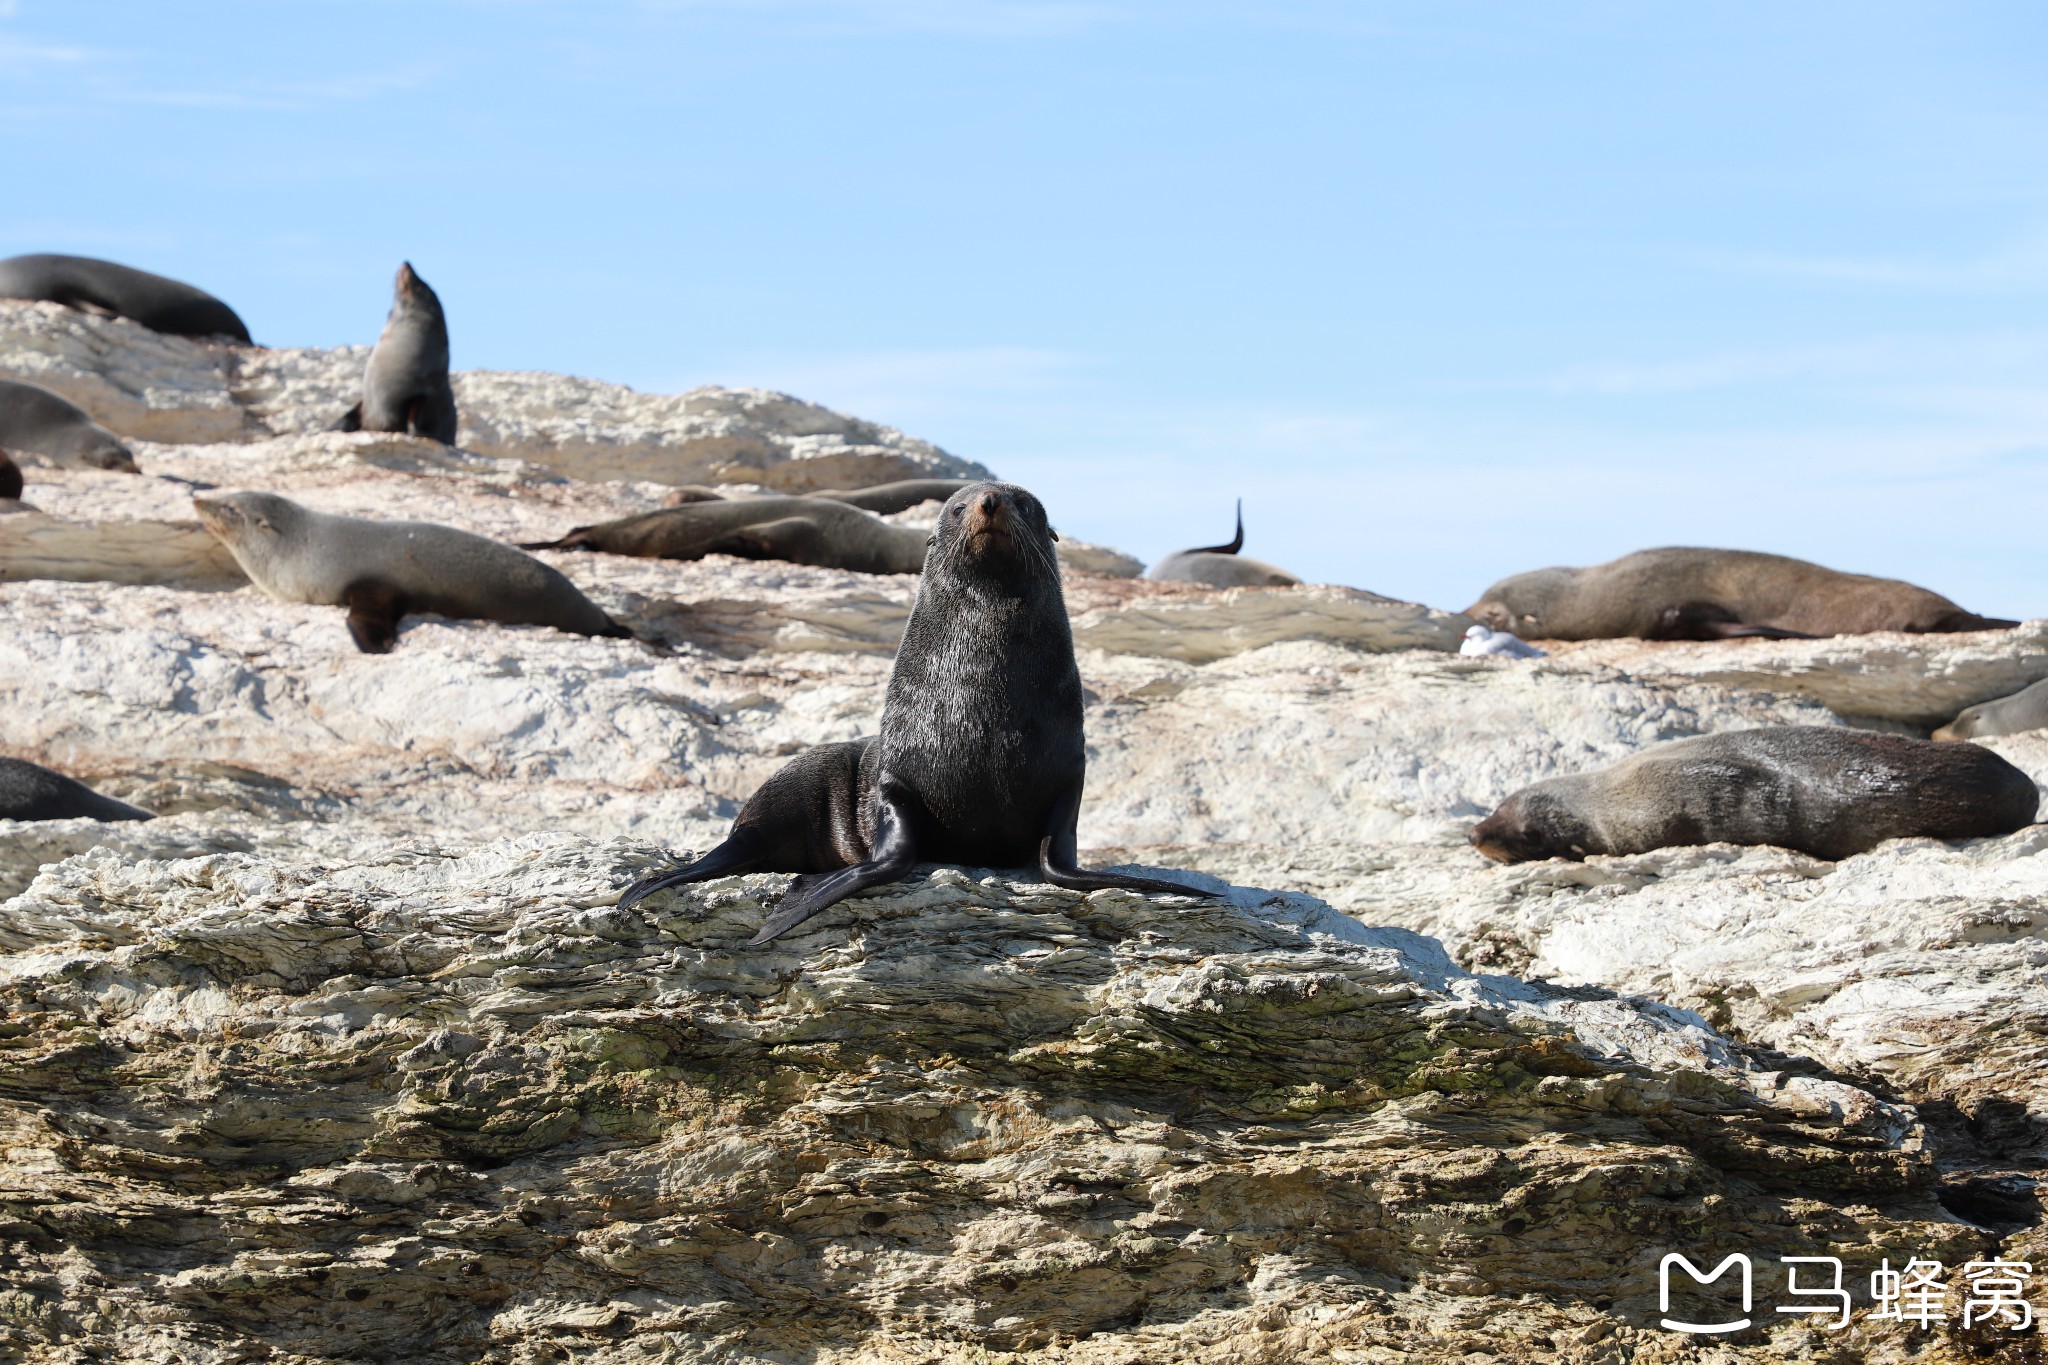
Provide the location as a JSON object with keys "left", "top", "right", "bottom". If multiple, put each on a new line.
{"left": 194, "top": 490, "right": 628, "bottom": 653}
{"left": 617, "top": 480, "right": 1212, "bottom": 945}
{"left": 1470, "top": 727, "right": 2038, "bottom": 864}
{"left": 0, "top": 756, "right": 153, "bottom": 822}
{"left": 334, "top": 263, "right": 457, "bottom": 444}
{"left": 1934, "top": 678, "right": 2048, "bottom": 742}
{"left": 525, "top": 496, "right": 930, "bottom": 575}
{"left": 1464, "top": 547, "right": 2015, "bottom": 640}
{"left": 0, "top": 253, "right": 251, "bottom": 343}
{"left": 1146, "top": 501, "right": 1302, "bottom": 588}
{"left": 0, "top": 379, "right": 138, "bottom": 472}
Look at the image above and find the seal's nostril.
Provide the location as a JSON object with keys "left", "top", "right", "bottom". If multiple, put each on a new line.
{"left": 978, "top": 491, "right": 1000, "bottom": 515}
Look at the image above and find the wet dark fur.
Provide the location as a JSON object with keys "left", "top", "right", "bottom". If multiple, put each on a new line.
{"left": 1464, "top": 547, "right": 2016, "bottom": 640}
{"left": 524, "top": 496, "right": 929, "bottom": 575}
{"left": 0, "top": 756, "right": 153, "bottom": 823}
{"left": 0, "top": 450, "right": 21, "bottom": 500}
{"left": 618, "top": 480, "right": 1211, "bottom": 944}
{"left": 1470, "top": 727, "right": 2038, "bottom": 864}
{"left": 0, "top": 254, "right": 250, "bottom": 342}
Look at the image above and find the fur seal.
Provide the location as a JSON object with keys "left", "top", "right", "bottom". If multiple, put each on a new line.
{"left": 525, "top": 496, "right": 929, "bottom": 575}
{"left": 1934, "top": 679, "right": 2048, "bottom": 742}
{"left": 194, "top": 491, "right": 627, "bottom": 653}
{"left": 1464, "top": 547, "right": 2015, "bottom": 641}
{"left": 1146, "top": 501, "right": 1303, "bottom": 588}
{"left": 0, "top": 450, "right": 21, "bottom": 501}
{"left": 617, "top": 480, "right": 1211, "bottom": 944}
{"left": 0, "top": 756, "right": 153, "bottom": 822}
{"left": 334, "top": 263, "right": 456, "bottom": 444}
{"left": 813, "top": 478, "right": 977, "bottom": 514}
{"left": 0, "top": 253, "right": 251, "bottom": 343}
{"left": 0, "top": 380, "right": 138, "bottom": 472}
{"left": 1470, "top": 727, "right": 2038, "bottom": 864}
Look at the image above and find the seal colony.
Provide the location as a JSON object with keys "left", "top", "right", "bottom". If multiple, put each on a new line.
{"left": 1469, "top": 727, "right": 2038, "bottom": 864}
{"left": 194, "top": 491, "right": 627, "bottom": 653}
{"left": 1464, "top": 547, "right": 2016, "bottom": 640}
{"left": 619, "top": 481, "right": 1211, "bottom": 945}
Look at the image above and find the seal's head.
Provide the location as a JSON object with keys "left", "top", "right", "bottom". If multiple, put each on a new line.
{"left": 927, "top": 481, "right": 1059, "bottom": 580}
{"left": 193, "top": 490, "right": 308, "bottom": 577}
{"left": 390, "top": 261, "right": 446, "bottom": 320}
{"left": 1462, "top": 567, "right": 1571, "bottom": 637}
{"left": 1931, "top": 706, "right": 1982, "bottom": 743}
{"left": 1469, "top": 784, "right": 1594, "bottom": 863}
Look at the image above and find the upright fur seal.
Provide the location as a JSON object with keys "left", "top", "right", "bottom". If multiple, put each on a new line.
{"left": 1147, "top": 501, "right": 1303, "bottom": 588}
{"left": 0, "top": 756, "right": 153, "bottom": 823}
{"left": 194, "top": 491, "right": 627, "bottom": 653}
{"left": 0, "top": 254, "right": 251, "bottom": 343}
{"left": 618, "top": 480, "right": 1210, "bottom": 945}
{"left": 526, "top": 496, "right": 929, "bottom": 575}
{"left": 1470, "top": 727, "right": 2037, "bottom": 864}
{"left": 1935, "top": 679, "right": 2048, "bottom": 742}
{"left": 0, "top": 380, "right": 138, "bottom": 472}
{"left": 335, "top": 263, "right": 457, "bottom": 444}
{"left": 1465, "top": 547, "right": 2014, "bottom": 641}
{"left": 0, "top": 450, "right": 22, "bottom": 500}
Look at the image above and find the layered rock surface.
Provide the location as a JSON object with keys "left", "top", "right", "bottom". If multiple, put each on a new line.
{"left": 2, "top": 304, "right": 2044, "bottom": 1361}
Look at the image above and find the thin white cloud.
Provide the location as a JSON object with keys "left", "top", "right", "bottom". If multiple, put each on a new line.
{"left": 1686, "top": 234, "right": 2048, "bottom": 290}
{"left": 0, "top": 35, "right": 104, "bottom": 69}
{"left": 640, "top": 0, "right": 1124, "bottom": 38}
{"left": 1543, "top": 330, "right": 2048, "bottom": 396}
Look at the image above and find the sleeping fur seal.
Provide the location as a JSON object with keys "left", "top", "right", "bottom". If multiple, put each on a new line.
{"left": 1146, "top": 501, "right": 1302, "bottom": 588}
{"left": 0, "top": 253, "right": 251, "bottom": 343}
{"left": 813, "top": 478, "right": 977, "bottom": 514}
{"left": 194, "top": 491, "right": 627, "bottom": 653}
{"left": 0, "top": 380, "right": 138, "bottom": 472}
{"left": 617, "top": 480, "right": 1211, "bottom": 945}
{"left": 1465, "top": 547, "right": 2014, "bottom": 641}
{"left": 525, "top": 496, "right": 930, "bottom": 575}
{"left": 0, "top": 756, "right": 153, "bottom": 823}
{"left": 1934, "top": 678, "right": 2048, "bottom": 742}
{"left": 1470, "top": 727, "right": 2037, "bottom": 864}
{"left": 334, "top": 263, "right": 456, "bottom": 444}
{"left": 0, "top": 450, "right": 21, "bottom": 501}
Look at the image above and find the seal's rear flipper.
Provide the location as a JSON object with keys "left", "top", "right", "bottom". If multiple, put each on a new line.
{"left": 1183, "top": 498, "right": 1246, "bottom": 557}
{"left": 342, "top": 580, "right": 406, "bottom": 653}
{"left": 1650, "top": 603, "right": 1818, "bottom": 642}
{"left": 518, "top": 528, "right": 594, "bottom": 552}
{"left": 1930, "top": 611, "right": 2021, "bottom": 632}
{"left": 746, "top": 796, "right": 918, "bottom": 945}
{"left": 617, "top": 827, "right": 770, "bottom": 911}
{"left": 332, "top": 402, "right": 364, "bottom": 433}
{"left": 1037, "top": 785, "right": 1219, "bottom": 898}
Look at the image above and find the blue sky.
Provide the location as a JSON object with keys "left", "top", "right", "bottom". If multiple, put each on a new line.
{"left": 4, "top": 2, "right": 2045, "bottom": 616}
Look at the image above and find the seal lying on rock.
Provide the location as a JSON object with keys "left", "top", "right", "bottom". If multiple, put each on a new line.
{"left": 619, "top": 480, "right": 1212, "bottom": 945}
{"left": 194, "top": 491, "right": 628, "bottom": 653}
{"left": 1464, "top": 547, "right": 2015, "bottom": 640}
{"left": 526, "top": 497, "right": 930, "bottom": 576}
{"left": 0, "top": 380, "right": 138, "bottom": 472}
{"left": 0, "top": 756, "right": 153, "bottom": 823}
{"left": 0, "top": 253, "right": 251, "bottom": 343}
{"left": 1470, "top": 727, "right": 2038, "bottom": 864}
{"left": 334, "top": 263, "right": 457, "bottom": 445}
{"left": 1146, "top": 501, "right": 1302, "bottom": 588}
{"left": 1935, "top": 679, "right": 2048, "bottom": 742}
{"left": 813, "top": 479, "right": 977, "bottom": 514}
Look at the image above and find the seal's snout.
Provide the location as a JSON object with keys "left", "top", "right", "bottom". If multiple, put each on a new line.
{"left": 962, "top": 485, "right": 1016, "bottom": 550}
{"left": 396, "top": 261, "right": 419, "bottom": 294}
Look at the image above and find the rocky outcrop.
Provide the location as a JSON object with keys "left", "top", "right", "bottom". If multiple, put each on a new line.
{"left": 0, "top": 837, "right": 1988, "bottom": 1361}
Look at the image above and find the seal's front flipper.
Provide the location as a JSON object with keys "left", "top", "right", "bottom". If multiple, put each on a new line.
{"left": 342, "top": 580, "right": 406, "bottom": 653}
{"left": 617, "top": 827, "right": 769, "bottom": 910}
{"left": 332, "top": 402, "right": 364, "bottom": 433}
{"left": 1036, "top": 785, "right": 1215, "bottom": 898}
{"left": 748, "top": 792, "right": 917, "bottom": 945}
{"left": 1651, "top": 603, "right": 1818, "bottom": 642}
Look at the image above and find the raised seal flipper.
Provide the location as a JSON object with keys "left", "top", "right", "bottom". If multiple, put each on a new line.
{"left": 332, "top": 402, "right": 364, "bottom": 433}
{"left": 1036, "top": 784, "right": 1215, "bottom": 898}
{"left": 342, "top": 580, "right": 407, "bottom": 653}
{"left": 746, "top": 787, "right": 919, "bottom": 945}
{"left": 617, "top": 827, "right": 771, "bottom": 911}
{"left": 1183, "top": 499, "right": 1246, "bottom": 557}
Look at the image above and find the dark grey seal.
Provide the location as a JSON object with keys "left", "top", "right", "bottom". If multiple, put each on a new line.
{"left": 194, "top": 491, "right": 628, "bottom": 654}
{"left": 0, "top": 756, "right": 153, "bottom": 823}
{"left": 617, "top": 480, "right": 1212, "bottom": 945}
{"left": 1935, "top": 679, "right": 2048, "bottom": 743}
{"left": 0, "top": 379, "right": 137, "bottom": 472}
{"left": 1146, "top": 500, "right": 1302, "bottom": 588}
{"left": 0, "top": 253, "right": 251, "bottom": 343}
{"left": 335, "top": 263, "right": 457, "bottom": 444}
{"left": 1464, "top": 548, "right": 2015, "bottom": 641}
{"left": 1470, "top": 727, "right": 2038, "bottom": 864}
